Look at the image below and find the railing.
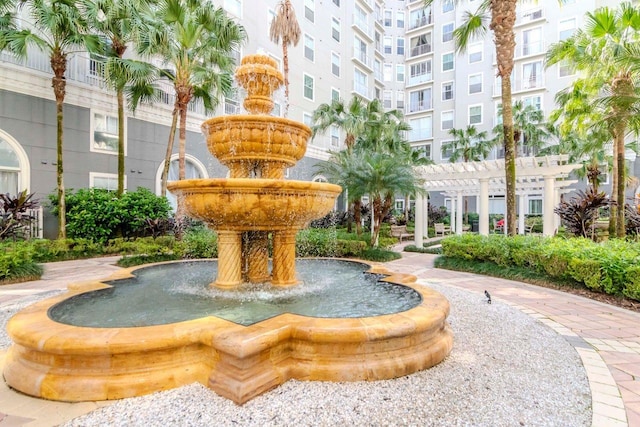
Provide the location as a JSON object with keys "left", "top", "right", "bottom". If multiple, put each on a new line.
{"left": 352, "top": 15, "right": 373, "bottom": 39}
{"left": 353, "top": 48, "right": 372, "bottom": 69}
{"left": 407, "top": 72, "right": 432, "bottom": 86}
{"left": 519, "top": 7, "right": 544, "bottom": 23}
{"left": 409, "top": 15, "right": 432, "bottom": 30}
{"left": 353, "top": 81, "right": 370, "bottom": 99}
{"left": 409, "top": 100, "right": 431, "bottom": 113}
{"left": 520, "top": 41, "right": 546, "bottom": 57}
{"left": 409, "top": 128, "right": 432, "bottom": 141}
{"left": 410, "top": 43, "right": 432, "bottom": 58}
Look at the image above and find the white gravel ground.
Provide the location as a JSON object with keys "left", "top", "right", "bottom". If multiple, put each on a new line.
{"left": 1, "top": 281, "right": 591, "bottom": 427}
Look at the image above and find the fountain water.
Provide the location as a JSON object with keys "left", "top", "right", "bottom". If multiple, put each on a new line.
{"left": 3, "top": 54, "right": 453, "bottom": 405}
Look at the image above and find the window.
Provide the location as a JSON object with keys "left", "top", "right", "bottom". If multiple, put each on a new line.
{"left": 332, "top": 17, "right": 340, "bottom": 42}
{"left": 409, "top": 116, "right": 433, "bottom": 140}
{"left": 331, "top": 52, "right": 340, "bottom": 76}
{"left": 409, "top": 88, "right": 432, "bottom": 112}
{"left": 354, "top": 36, "right": 368, "bottom": 66}
{"left": 442, "top": 0, "right": 454, "bottom": 13}
{"left": 495, "top": 102, "right": 503, "bottom": 126}
{"left": 354, "top": 68, "right": 368, "bottom": 97}
{"left": 383, "top": 90, "right": 392, "bottom": 109}
{"left": 397, "top": 37, "right": 405, "bottom": 55}
{"left": 442, "top": 22, "right": 454, "bottom": 43}
{"left": 354, "top": 5, "right": 368, "bottom": 33}
{"left": 375, "top": 87, "right": 381, "bottom": 101}
{"left": 384, "top": 9, "right": 392, "bottom": 27}
{"left": 90, "top": 172, "right": 120, "bottom": 191}
{"left": 384, "top": 36, "right": 392, "bottom": 54}
{"left": 224, "top": 0, "right": 241, "bottom": 16}
{"left": 267, "top": 9, "right": 276, "bottom": 36}
{"left": 442, "top": 81, "right": 453, "bottom": 100}
{"left": 383, "top": 63, "right": 392, "bottom": 81}
{"left": 332, "top": 0, "right": 339, "bottom": 6}
{"left": 331, "top": 88, "right": 340, "bottom": 102}
{"left": 396, "top": 11, "right": 404, "bottom": 28}
{"left": 304, "top": 0, "right": 314, "bottom": 22}
{"left": 522, "top": 27, "right": 542, "bottom": 56}
{"left": 375, "top": 31, "right": 382, "bottom": 52}
{"left": 558, "top": 60, "right": 574, "bottom": 78}
{"left": 522, "top": 61, "right": 543, "bottom": 89}
{"left": 522, "top": 95, "right": 542, "bottom": 111}
{"left": 0, "top": 131, "right": 28, "bottom": 196}
{"left": 413, "top": 143, "right": 432, "bottom": 161}
{"left": 559, "top": 18, "right": 576, "bottom": 41}
{"left": 396, "top": 64, "right": 405, "bottom": 82}
{"left": 397, "top": 91, "right": 404, "bottom": 109}
{"left": 469, "top": 43, "right": 483, "bottom": 63}
{"left": 408, "top": 60, "right": 432, "bottom": 85}
{"left": 303, "top": 112, "right": 313, "bottom": 127}
{"left": 374, "top": 59, "right": 382, "bottom": 81}
{"left": 529, "top": 199, "right": 542, "bottom": 215}
{"left": 409, "top": 7, "right": 431, "bottom": 30}
{"left": 410, "top": 33, "right": 432, "bottom": 57}
{"left": 441, "top": 142, "right": 453, "bottom": 161}
{"left": 304, "top": 34, "right": 314, "bottom": 61}
{"left": 469, "top": 105, "right": 482, "bottom": 125}
{"left": 441, "top": 111, "right": 454, "bottom": 130}
{"left": 468, "top": 73, "right": 482, "bottom": 94}
{"left": 330, "top": 125, "right": 340, "bottom": 147}
{"left": 442, "top": 52, "right": 454, "bottom": 71}
{"left": 91, "top": 112, "right": 122, "bottom": 154}
{"left": 395, "top": 199, "right": 405, "bottom": 212}
{"left": 303, "top": 74, "right": 314, "bottom": 100}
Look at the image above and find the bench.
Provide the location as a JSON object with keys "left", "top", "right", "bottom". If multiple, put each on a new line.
{"left": 434, "top": 223, "right": 451, "bottom": 237}
{"left": 390, "top": 225, "right": 414, "bottom": 242}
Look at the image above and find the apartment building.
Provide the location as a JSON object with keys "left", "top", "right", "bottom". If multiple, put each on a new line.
{"left": 0, "top": 0, "right": 636, "bottom": 236}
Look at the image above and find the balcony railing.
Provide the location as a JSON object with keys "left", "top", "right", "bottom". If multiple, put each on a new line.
{"left": 353, "top": 48, "right": 372, "bottom": 69}
{"left": 407, "top": 72, "right": 432, "bottom": 86}
{"left": 410, "top": 43, "right": 432, "bottom": 58}
{"left": 519, "top": 7, "right": 544, "bottom": 24}
{"left": 353, "top": 81, "right": 371, "bottom": 99}
{"left": 409, "top": 100, "right": 431, "bottom": 113}
{"left": 408, "top": 15, "right": 432, "bottom": 30}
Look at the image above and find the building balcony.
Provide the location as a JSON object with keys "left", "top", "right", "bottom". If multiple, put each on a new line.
{"left": 409, "top": 44, "right": 432, "bottom": 58}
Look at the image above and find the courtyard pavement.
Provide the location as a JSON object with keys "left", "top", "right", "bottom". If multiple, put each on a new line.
{"left": 0, "top": 249, "right": 639, "bottom": 427}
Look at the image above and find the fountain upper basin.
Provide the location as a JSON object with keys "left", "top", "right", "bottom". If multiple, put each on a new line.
{"left": 168, "top": 178, "right": 342, "bottom": 230}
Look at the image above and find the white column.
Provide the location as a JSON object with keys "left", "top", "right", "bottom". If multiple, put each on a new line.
{"left": 543, "top": 176, "right": 555, "bottom": 236}
{"left": 456, "top": 191, "right": 464, "bottom": 235}
{"left": 415, "top": 193, "right": 424, "bottom": 247}
{"left": 450, "top": 196, "right": 456, "bottom": 233}
{"left": 518, "top": 193, "right": 526, "bottom": 235}
{"left": 424, "top": 194, "right": 429, "bottom": 238}
{"left": 554, "top": 188, "right": 561, "bottom": 232}
{"left": 479, "top": 179, "right": 489, "bottom": 236}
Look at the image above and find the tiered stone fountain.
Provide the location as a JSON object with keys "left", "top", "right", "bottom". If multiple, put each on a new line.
{"left": 168, "top": 54, "right": 342, "bottom": 288}
{"left": 3, "top": 54, "right": 453, "bottom": 405}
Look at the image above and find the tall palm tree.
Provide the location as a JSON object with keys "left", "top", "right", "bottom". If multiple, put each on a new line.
{"left": 137, "top": 0, "right": 246, "bottom": 219}
{"left": 82, "top": 0, "right": 156, "bottom": 196}
{"left": 269, "top": 0, "right": 300, "bottom": 117}
{"left": 1, "top": 0, "right": 101, "bottom": 238}
{"left": 441, "top": 125, "right": 492, "bottom": 224}
{"left": 493, "top": 101, "right": 548, "bottom": 157}
{"left": 546, "top": 2, "right": 640, "bottom": 237}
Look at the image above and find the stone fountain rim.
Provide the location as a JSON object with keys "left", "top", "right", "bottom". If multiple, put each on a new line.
{"left": 167, "top": 177, "right": 342, "bottom": 194}
{"left": 201, "top": 114, "right": 312, "bottom": 131}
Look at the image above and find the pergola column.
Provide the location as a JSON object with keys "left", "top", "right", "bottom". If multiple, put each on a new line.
{"left": 456, "top": 190, "right": 463, "bottom": 235}
{"left": 518, "top": 194, "right": 526, "bottom": 235}
{"left": 415, "top": 193, "right": 424, "bottom": 247}
{"left": 479, "top": 178, "right": 489, "bottom": 236}
{"left": 543, "top": 175, "right": 555, "bottom": 236}
{"left": 450, "top": 196, "right": 456, "bottom": 233}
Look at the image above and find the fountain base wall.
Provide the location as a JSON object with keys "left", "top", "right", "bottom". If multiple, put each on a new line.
{"left": 3, "top": 263, "right": 453, "bottom": 405}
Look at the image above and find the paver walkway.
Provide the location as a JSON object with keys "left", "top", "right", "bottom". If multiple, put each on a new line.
{"left": 0, "top": 251, "right": 638, "bottom": 426}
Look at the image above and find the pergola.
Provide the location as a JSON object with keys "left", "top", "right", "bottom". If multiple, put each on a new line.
{"left": 412, "top": 155, "right": 582, "bottom": 246}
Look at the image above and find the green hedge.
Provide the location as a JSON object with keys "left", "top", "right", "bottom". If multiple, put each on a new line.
{"left": 440, "top": 234, "right": 640, "bottom": 301}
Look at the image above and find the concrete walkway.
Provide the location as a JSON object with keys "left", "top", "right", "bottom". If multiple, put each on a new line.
{"left": 0, "top": 252, "right": 639, "bottom": 426}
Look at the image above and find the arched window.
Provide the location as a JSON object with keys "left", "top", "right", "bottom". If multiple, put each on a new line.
{"left": 0, "top": 129, "right": 30, "bottom": 195}
{"left": 312, "top": 175, "right": 328, "bottom": 183}
{"left": 156, "top": 154, "right": 208, "bottom": 212}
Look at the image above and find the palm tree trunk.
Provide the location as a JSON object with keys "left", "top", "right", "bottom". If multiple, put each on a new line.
{"left": 161, "top": 107, "right": 179, "bottom": 197}
{"left": 354, "top": 199, "right": 362, "bottom": 235}
{"left": 283, "top": 41, "right": 290, "bottom": 116}
{"left": 371, "top": 196, "right": 382, "bottom": 247}
{"left": 615, "top": 125, "right": 626, "bottom": 237}
{"left": 176, "top": 104, "right": 187, "bottom": 224}
{"left": 117, "top": 88, "right": 125, "bottom": 196}
{"left": 491, "top": 0, "right": 517, "bottom": 237}
{"left": 51, "top": 55, "right": 67, "bottom": 239}
{"left": 609, "top": 136, "right": 618, "bottom": 236}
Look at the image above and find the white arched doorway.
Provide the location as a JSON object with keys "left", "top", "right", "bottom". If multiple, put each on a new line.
{"left": 0, "top": 129, "right": 31, "bottom": 195}
{"left": 156, "top": 154, "right": 209, "bottom": 213}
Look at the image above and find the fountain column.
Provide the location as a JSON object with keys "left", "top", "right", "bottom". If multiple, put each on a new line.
{"left": 245, "top": 231, "right": 270, "bottom": 283}
{"left": 271, "top": 230, "right": 298, "bottom": 286}
{"left": 214, "top": 231, "right": 243, "bottom": 288}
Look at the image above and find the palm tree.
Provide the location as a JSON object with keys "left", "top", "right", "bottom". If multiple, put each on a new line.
{"left": 546, "top": 2, "right": 640, "bottom": 237}
{"left": 137, "top": 0, "right": 246, "bottom": 219}
{"left": 312, "top": 97, "right": 386, "bottom": 234}
{"left": 1, "top": 0, "right": 101, "bottom": 238}
{"left": 441, "top": 125, "right": 493, "bottom": 224}
{"left": 269, "top": 0, "right": 300, "bottom": 117}
{"left": 82, "top": 0, "right": 156, "bottom": 196}
{"left": 493, "top": 101, "right": 548, "bottom": 157}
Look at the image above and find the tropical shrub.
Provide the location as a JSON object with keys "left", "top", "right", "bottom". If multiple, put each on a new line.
{"left": 554, "top": 189, "right": 610, "bottom": 241}
{"left": 0, "top": 190, "right": 39, "bottom": 241}
{"left": 0, "top": 242, "right": 42, "bottom": 282}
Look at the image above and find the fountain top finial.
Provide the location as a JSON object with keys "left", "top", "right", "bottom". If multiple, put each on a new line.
{"left": 235, "top": 54, "right": 284, "bottom": 115}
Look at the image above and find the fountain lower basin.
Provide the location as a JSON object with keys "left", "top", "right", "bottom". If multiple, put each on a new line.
{"left": 4, "top": 260, "right": 453, "bottom": 405}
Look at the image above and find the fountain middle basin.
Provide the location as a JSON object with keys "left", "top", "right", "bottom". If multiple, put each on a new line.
{"left": 4, "top": 259, "right": 453, "bottom": 404}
